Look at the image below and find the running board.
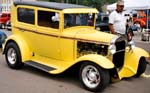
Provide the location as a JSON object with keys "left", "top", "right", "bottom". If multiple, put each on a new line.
{"left": 25, "top": 61, "right": 56, "bottom": 73}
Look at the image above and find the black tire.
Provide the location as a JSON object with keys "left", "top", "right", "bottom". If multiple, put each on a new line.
{"left": 134, "top": 58, "right": 147, "bottom": 77}
{"left": 0, "top": 24, "right": 2, "bottom": 29}
{"left": 1, "top": 24, "right": 5, "bottom": 29}
{"left": 0, "top": 24, "right": 5, "bottom": 29}
{"left": 79, "top": 62, "right": 110, "bottom": 92}
{"left": 5, "top": 42, "right": 24, "bottom": 69}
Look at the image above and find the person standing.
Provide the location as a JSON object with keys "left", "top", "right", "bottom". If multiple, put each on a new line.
{"left": 109, "top": 0, "right": 126, "bottom": 36}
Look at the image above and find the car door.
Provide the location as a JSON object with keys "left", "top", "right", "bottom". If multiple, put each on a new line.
{"left": 0, "top": 13, "right": 7, "bottom": 23}
{"left": 35, "top": 9, "right": 61, "bottom": 59}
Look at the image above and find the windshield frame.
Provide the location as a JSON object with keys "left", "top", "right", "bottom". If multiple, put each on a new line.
{"left": 64, "top": 13, "right": 96, "bottom": 29}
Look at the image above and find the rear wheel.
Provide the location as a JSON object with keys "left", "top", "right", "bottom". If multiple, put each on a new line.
{"left": 79, "top": 62, "right": 110, "bottom": 92}
{"left": 0, "top": 24, "right": 5, "bottom": 29}
{"left": 0, "top": 24, "right": 2, "bottom": 28}
{"left": 1, "top": 24, "right": 5, "bottom": 29}
{"left": 5, "top": 42, "right": 24, "bottom": 69}
{"left": 134, "top": 58, "right": 147, "bottom": 77}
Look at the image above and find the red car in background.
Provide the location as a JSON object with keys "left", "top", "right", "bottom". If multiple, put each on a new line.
{"left": 0, "top": 12, "right": 11, "bottom": 29}
{"left": 133, "top": 10, "right": 150, "bottom": 28}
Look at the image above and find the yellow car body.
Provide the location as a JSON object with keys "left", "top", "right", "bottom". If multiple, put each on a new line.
{"left": 2, "top": 1, "right": 149, "bottom": 92}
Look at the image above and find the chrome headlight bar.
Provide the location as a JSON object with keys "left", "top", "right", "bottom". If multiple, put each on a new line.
{"left": 108, "top": 36, "right": 118, "bottom": 55}
{"left": 128, "top": 40, "right": 135, "bottom": 50}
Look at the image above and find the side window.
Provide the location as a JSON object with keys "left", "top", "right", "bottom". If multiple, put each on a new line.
{"left": 38, "top": 10, "right": 59, "bottom": 29}
{"left": 8, "top": 14, "right": 11, "bottom": 17}
{"left": 1, "top": 14, "right": 7, "bottom": 17}
{"left": 17, "top": 8, "right": 35, "bottom": 24}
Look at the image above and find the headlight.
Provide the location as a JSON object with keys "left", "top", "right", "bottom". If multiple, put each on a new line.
{"left": 109, "top": 44, "right": 116, "bottom": 54}
{"left": 128, "top": 40, "right": 135, "bottom": 50}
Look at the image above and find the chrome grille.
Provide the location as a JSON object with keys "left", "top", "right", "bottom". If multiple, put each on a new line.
{"left": 113, "top": 40, "right": 126, "bottom": 68}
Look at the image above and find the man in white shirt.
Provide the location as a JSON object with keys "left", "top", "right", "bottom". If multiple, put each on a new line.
{"left": 109, "top": 0, "right": 126, "bottom": 35}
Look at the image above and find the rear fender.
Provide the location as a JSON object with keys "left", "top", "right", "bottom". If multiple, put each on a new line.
{"left": 76, "top": 54, "right": 114, "bottom": 69}
{"left": 3, "top": 35, "right": 32, "bottom": 62}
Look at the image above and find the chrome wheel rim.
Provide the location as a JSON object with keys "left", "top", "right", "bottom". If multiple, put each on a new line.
{"left": 82, "top": 65, "right": 100, "bottom": 88}
{"left": 7, "top": 48, "right": 17, "bottom": 65}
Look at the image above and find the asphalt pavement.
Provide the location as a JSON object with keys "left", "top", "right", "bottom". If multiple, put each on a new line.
{"left": 133, "top": 32, "right": 150, "bottom": 53}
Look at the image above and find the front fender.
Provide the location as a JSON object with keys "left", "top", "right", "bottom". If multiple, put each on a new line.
{"left": 118, "top": 47, "right": 149, "bottom": 79}
{"left": 125, "top": 47, "right": 149, "bottom": 64}
{"left": 76, "top": 54, "right": 114, "bottom": 69}
{"left": 3, "top": 35, "right": 32, "bottom": 62}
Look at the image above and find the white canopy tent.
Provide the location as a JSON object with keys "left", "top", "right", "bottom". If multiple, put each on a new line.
{"left": 107, "top": 0, "right": 150, "bottom": 10}
{"left": 107, "top": 0, "right": 150, "bottom": 29}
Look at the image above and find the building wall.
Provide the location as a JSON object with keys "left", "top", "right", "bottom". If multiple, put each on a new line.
{"left": 0, "top": 0, "right": 36, "bottom": 12}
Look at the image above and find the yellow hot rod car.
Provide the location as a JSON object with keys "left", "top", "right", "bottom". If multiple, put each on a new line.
{"left": 2, "top": 1, "right": 149, "bottom": 92}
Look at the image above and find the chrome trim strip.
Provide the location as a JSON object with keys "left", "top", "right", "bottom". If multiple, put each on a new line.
{"left": 15, "top": 26, "right": 109, "bottom": 45}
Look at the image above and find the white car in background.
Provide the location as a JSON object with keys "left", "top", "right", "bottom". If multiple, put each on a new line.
{"left": 6, "top": 20, "right": 11, "bottom": 31}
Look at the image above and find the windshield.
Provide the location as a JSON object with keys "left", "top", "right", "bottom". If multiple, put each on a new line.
{"left": 64, "top": 13, "right": 95, "bottom": 28}
{"left": 96, "top": 14, "right": 109, "bottom": 24}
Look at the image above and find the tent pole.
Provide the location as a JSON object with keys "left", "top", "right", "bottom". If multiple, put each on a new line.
{"left": 146, "top": 9, "right": 149, "bottom": 30}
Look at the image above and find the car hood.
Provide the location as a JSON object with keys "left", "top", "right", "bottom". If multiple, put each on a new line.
{"left": 62, "top": 27, "right": 117, "bottom": 45}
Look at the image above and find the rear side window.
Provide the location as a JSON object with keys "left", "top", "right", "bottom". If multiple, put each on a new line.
{"left": 17, "top": 8, "right": 35, "bottom": 24}
{"left": 38, "top": 10, "right": 59, "bottom": 29}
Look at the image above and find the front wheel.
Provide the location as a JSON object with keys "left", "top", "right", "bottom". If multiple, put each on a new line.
{"left": 79, "top": 62, "right": 110, "bottom": 92}
{"left": 134, "top": 58, "right": 147, "bottom": 77}
{"left": 5, "top": 42, "right": 24, "bottom": 69}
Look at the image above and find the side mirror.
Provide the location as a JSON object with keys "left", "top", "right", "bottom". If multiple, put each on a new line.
{"left": 127, "top": 32, "right": 133, "bottom": 41}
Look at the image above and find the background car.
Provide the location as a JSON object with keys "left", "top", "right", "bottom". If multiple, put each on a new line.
{"left": 0, "top": 30, "right": 7, "bottom": 48}
{"left": 6, "top": 20, "right": 11, "bottom": 30}
{"left": 0, "top": 12, "right": 11, "bottom": 29}
{"left": 95, "top": 13, "right": 110, "bottom": 32}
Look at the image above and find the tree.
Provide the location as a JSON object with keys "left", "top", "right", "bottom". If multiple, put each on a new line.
{"left": 38, "top": 0, "right": 117, "bottom": 11}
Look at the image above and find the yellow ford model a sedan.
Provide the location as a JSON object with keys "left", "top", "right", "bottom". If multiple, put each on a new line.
{"left": 2, "top": 1, "right": 149, "bottom": 92}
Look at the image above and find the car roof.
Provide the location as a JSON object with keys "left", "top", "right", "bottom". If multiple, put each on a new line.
{"left": 14, "top": 1, "right": 89, "bottom": 10}
{"left": 0, "top": 12, "right": 10, "bottom": 14}
{"left": 97, "top": 13, "right": 108, "bottom": 16}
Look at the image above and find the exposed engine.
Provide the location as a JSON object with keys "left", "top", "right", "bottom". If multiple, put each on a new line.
{"left": 77, "top": 41, "right": 108, "bottom": 58}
